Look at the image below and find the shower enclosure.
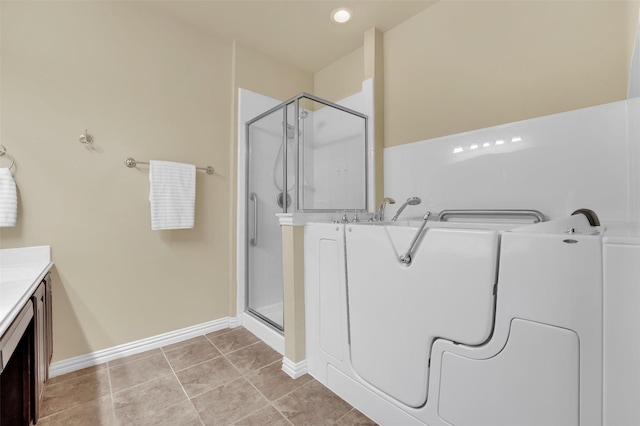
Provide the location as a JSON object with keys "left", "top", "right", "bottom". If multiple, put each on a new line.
{"left": 245, "top": 93, "right": 368, "bottom": 331}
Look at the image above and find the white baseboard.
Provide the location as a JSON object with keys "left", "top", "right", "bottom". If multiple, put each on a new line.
{"left": 282, "top": 357, "right": 308, "bottom": 379}
{"left": 49, "top": 317, "right": 232, "bottom": 378}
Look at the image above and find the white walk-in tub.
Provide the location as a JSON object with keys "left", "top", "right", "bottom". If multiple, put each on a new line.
{"left": 305, "top": 214, "right": 604, "bottom": 426}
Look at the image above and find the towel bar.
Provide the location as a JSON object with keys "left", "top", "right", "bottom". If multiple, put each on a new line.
{"left": 0, "top": 145, "right": 15, "bottom": 169}
{"left": 124, "top": 157, "right": 214, "bottom": 174}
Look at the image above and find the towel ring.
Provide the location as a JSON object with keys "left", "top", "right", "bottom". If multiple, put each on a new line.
{"left": 0, "top": 145, "right": 15, "bottom": 169}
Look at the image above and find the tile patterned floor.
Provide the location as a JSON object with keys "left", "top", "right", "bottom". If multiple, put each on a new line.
{"left": 38, "top": 327, "right": 377, "bottom": 426}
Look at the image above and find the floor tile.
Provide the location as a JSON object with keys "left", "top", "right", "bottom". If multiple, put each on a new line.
{"left": 112, "top": 374, "right": 188, "bottom": 424}
{"left": 162, "top": 336, "right": 208, "bottom": 352}
{"left": 232, "top": 405, "right": 291, "bottom": 426}
{"left": 191, "top": 377, "right": 269, "bottom": 426}
{"left": 46, "top": 363, "right": 107, "bottom": 387}
{"left": 36, "top": 395, "right": 116, "bottom": 426}
{"left": 126, "top": 400, "right": 202, "bottom": 426}
{"left": 176, "top": 356, "right": 242, "bottom": 398}
{"left": 335, "top": 408, "right": 378, "bottom": 426}
{"left": 205, "top": 327, "right": 233, "bottom": 338}
{"left": 225, "top": 341, "right": 281, "bottom": 374}
{"left": 207, "top": 327, "right": 260, "bottom": 354}
{"left": 163, "top": 337, "right": 222, "bottom": 371}
{"left": 245, "top": 360, "right": 313, "bottom": 401}
{"left": 107, "top": 348, "right": 163, "bottom": 368}
{"left": 109, "top": 352, "right": 173, "bottom": 392}
{"left": 41, "top": 368, "right": 111, "bottom": 417}
{"left": 274, "top": 380, "right": 352, "bottom": 426}
{"left": 41, "top": 327, "right": 362, "bottom": 426}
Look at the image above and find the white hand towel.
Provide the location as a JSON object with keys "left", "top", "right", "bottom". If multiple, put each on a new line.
{"left": 0, "top": 168, "right": 17, "bottom": 227}
{"left": 149, "top": 160, "right": 196, "bottom": 230}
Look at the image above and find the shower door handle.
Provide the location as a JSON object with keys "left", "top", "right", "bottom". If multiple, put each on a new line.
{"left": 250, "top": 192, "right": 258, "bottom": 247}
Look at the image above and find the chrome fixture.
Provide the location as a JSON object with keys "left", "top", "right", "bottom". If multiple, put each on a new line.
{"left": 437, "top": 209, "right": 544, "bottom": 223}
{"left": 124, "top": 157, "right": 214, "bottom": 174}
{"left": 249, "top": 192, "right": 258, "bottom": 247}
{"left": 375, "top": 197, "right": 396, "bottom": 221}
{"left": 0, "top": 145, "right": 15, "bottom": 169}
{"left": 399, "top": 211, "right": 431, "bottom": 266}
{"left": 79, "top": 129, "right": 94, "bottom": 145}
{"left": 391, "top": 197, "right": 422, "bottom": 222}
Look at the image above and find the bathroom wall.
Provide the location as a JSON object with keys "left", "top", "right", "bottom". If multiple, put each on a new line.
{"left": 0, "top": 1, "right": 235, "bottom": 362}
{"left": 629, "top": 8, "right": 640, "bottom": 98}
{"left": 384, "top": 0, "right": 639, "bottom": 147}
{"left": 314, "top": 47, "right": 364, "bottom": 103}
{"left": 385, "top": 2, "right": 640, "bottom": 225}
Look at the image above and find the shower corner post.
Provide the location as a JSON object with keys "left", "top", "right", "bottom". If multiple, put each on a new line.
{"left": 364, "top": 27, "right": 385, "bottom": 212}
{"left": 278, "top": 214, "right": 308, "bottom": 378}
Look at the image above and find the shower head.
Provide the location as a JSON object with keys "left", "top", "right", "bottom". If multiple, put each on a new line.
{"left": 391, "top": 197, "right": 422, "bottom": 222}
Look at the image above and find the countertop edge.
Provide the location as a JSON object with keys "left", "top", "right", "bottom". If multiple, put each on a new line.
{"left": 0, "top": 261, "right": 54, "bottom": 338}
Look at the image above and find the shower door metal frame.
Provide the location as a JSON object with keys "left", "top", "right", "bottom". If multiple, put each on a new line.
{"left": 244, "top": 92, "right": 369, "bottom": 331}
{"left": 245, "top": 104, "right": 287, "bottom": 332}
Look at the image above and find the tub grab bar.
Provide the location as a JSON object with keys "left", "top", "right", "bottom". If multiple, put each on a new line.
{"left": 437, "top": 209, "right": 545, "bottom": 223}
{"left": 399, "top": 212, "right": 431, "bottom": 266}
{"left": 249, "top": 192, "right": 258, "bottom": 247}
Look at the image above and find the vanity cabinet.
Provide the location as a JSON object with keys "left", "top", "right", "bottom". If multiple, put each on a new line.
{"left": 31, "top": 273, "right": 52, "bottom": 424}
{"left": 0, "top": 273, "right": 52, "bottom": 426}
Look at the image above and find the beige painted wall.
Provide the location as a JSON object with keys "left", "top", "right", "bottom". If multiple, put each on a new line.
{"left": 314, "top": 47, "right": 363, "bottom": 103}
{"left": 384, "top": 0, "right": 640, "bottom": 147}
{"left": 235, "top": 43, "right": 314, "bottom": 103}
{"left": 0, "top": 2, "right": 233, "bottom": 362}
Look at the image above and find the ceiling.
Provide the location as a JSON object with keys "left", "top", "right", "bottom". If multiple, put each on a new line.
{"left": 146, "top": 1, "right": 438, "bottom": 73}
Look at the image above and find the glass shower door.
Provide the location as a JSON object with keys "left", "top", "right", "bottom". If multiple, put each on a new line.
{"left": 246, "top": 106, "right": 289, "bottom": 330}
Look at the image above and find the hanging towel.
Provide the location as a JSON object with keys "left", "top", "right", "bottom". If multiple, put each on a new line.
{"left": 149, "top": 160, "right": 196, "bottom": 230}
{"left": 0, "top": 168, "right": 17, "bottom": 227}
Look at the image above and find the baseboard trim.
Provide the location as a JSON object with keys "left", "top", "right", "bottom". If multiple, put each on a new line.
{"left": 282, "top": 357, "right": 308, "bottom": 379}
{"left": 49, "top": 317, "right": 232, "bottom": 378}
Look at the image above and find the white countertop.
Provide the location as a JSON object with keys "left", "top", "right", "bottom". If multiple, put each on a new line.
{"left": 0, "top": 246, "right": 53, "bottom": 337}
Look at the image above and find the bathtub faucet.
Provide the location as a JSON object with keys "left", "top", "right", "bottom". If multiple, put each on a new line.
{"left": 391, "top": 197, "right": 422, "bottom": 222}
{"left": 375, "top": 197, "right": 396, "bottom": 221}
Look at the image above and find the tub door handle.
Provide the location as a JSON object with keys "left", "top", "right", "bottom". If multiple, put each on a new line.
{"left": 250, "top": 192, "right": 258, "bottom": 247}
{"left": 399, "top": 211, "right": 431, "bottom": 266}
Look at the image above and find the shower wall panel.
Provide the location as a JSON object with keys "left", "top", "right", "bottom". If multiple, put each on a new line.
{"left": 384, "top": 100, "right": 633, "bottom": 224}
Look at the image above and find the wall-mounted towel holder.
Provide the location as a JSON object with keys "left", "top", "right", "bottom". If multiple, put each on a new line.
{"left": 79, "top": 129, "right": 94, "bottom": 145}
{"left": 124, "top": 157, "right": 214, "bottom": 174}
{"left": 0, "top": 145, "right": 15, "bottom": 169}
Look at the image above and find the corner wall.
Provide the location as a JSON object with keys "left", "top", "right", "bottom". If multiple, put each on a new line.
{"left": 384, "top": 0, "right": 637, "bottom": 147}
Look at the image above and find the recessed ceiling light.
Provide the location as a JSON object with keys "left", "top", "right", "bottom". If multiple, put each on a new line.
{"left": 331, "top": 8, "right": 352, "bottom": 24}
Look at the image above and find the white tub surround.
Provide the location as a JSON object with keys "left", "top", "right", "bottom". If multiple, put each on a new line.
{"left": 385, "top": 99, "right": 640, "bottom": 225}
{"left": 0, "top": 246, "right": 53, "bottom": 337}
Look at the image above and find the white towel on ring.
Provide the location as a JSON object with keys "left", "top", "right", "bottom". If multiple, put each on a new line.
{"left": 149, "top": 160, "right": 196, "bottom": 230}
{"left": 0, "top": 168, "right": 17, "bottom": 227}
